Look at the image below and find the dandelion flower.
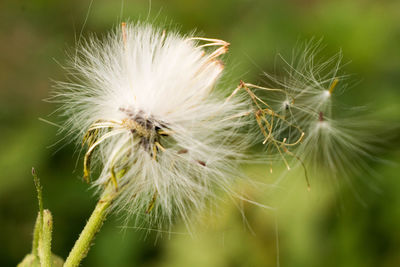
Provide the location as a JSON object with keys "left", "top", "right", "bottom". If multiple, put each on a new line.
{"left": 52, "top": 22, "right": 251, "bottom": 228}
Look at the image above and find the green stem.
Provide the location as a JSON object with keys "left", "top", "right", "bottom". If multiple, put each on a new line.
{"left": 32, "top": 167, "right": 43, "bottom": 258}
{"left": 39, "top": 210, "right": 53, "bottom": 267}
{"left": 32, "top": 212, "right": 41, "bottom": 258}
{"left": 63, "top": 188, "right": 115, "bottom": 267}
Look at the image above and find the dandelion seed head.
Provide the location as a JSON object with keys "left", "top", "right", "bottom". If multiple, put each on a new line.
{"left": 52, "top": 22, "right": 252, "bottom": 229}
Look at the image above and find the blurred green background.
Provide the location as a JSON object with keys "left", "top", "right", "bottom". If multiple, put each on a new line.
{"left": 1, "top": 0, "right": 400, "bottom": 266}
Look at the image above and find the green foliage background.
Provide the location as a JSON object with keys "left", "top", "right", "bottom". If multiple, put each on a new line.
{"left": 1, "top": 0, "right": 399, "bottom": 266}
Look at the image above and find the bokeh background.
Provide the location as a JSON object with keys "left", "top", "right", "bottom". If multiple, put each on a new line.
{"left": 1, "top": 0, "right": 400, "bottom": 266}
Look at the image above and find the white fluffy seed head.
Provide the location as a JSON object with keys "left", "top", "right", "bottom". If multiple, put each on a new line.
{"left": 52, "top": 22, "right": 252, "bottom": 228}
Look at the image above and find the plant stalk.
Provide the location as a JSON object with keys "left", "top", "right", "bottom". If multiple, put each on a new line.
{"left": 39, "top": 209, "right": 53, "bottom": 267}
{"left": 63, "top": 187, "right": 115, "bottom": 267}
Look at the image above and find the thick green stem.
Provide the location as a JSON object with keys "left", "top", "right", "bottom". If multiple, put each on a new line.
{"left": 63, "top": 188, "right": 115, "bottom": 267}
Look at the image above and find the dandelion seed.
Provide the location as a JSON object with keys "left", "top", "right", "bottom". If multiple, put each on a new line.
{"left": 246, "top": 41, "right": 376, "bottom": 189}
{"left": 224, "top": 39, "right": 377, "bottom": 193}
{"left": 51, "top": 22, "right": 252, "bottom": 228}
